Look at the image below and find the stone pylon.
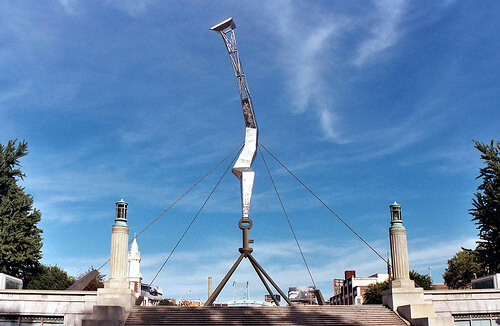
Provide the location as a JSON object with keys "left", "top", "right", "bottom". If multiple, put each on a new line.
{"left": 97, "top": 199, "right": 135, "bottom": 312}
{"left": 383, "top": 202, "right": 444, "bottom": 325}
{"left": 106, "top": 199, "right": 130, "bottom": 288}
{"left": 388, "top": 202, "right": 414, "bottom": 288}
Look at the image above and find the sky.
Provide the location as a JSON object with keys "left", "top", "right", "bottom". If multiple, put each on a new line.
{"left": 1, "top": 0, "right": 499, "bottom": 303}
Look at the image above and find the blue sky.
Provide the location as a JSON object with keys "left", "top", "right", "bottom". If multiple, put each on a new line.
{"left": 1, "top": 0, "right": 499, "bottom": 302}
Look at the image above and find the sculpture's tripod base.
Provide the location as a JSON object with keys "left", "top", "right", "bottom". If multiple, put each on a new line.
{"left": 204, "top": 250, "right": 293, "bottom": 306}
{"left": 205, "top": 214, "right": 291, "bottom": 306}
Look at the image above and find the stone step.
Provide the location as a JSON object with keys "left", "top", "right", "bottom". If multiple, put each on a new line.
{"left": 125, "top": 305, "right": 407, "bottom": 326}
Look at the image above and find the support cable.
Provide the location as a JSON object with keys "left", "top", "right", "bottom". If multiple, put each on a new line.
{"left": 148, "top": 146, "right": 242, "bottom": 285}
{"left": 259, "top": 143, "right": 389, "bottom": 265}
{"left": 258, "top": 146, "right": 317, "bottom": 288}
{"left": 96, "top": 142, "right": 243, "bottom": 272}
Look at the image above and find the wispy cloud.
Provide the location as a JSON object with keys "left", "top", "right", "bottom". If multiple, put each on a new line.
{"left": 41, "top": 253, "right": 109, "bottom": 278}
{"left": 398, "top": 142, "right": 480, "bottom": 175}
{"left": 138, "top": 236, "right": 389, "bottom": 300}
{"left": 411, "top": 237, "right": 476, "bottom": 262}
{"left": 58, "top": 0, "right": 78, "bottom": 14}
{"left": 265, "top": 0, "right": 411, "bottom": 144}
{"left": 106, "top": 0, "right": 153, "bottom": 17}
{"left": 285, "top": 26, "right": 338, "bottom": 114}
{"left": 265, "top": 0, "right": 350, "bottom": 143}
{"left": 354, "top": 0, "right": 409, "bottom": 66}
{"left": 318, "top": 109, "right": 340, "bottom": 141}
{"left": 408, "top": 236, "right": 478, "bottom": 277}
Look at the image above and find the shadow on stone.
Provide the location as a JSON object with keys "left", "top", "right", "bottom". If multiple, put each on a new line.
{"left": 124, "top": 305, "right": 407, "bottom": 325}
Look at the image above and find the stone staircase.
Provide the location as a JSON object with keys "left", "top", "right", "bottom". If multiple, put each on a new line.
{"left": 124, "top": 305, "right": 409, "bottom": 325}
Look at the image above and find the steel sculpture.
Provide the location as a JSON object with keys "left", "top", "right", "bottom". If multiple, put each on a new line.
{"left": 204, "top": 18, "right": 292, "bottom": 307}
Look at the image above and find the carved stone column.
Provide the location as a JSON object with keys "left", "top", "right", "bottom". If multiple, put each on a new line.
{"left": 382, "top": 202, "right": 447, "bottom": 325}
{"left": 96, "top": 199, "right": 135, "bottom": 314}
{"left": 107, "top": 199, "right": 130, "bottom": 288}
{"left": 388, "top": 202, "right": 415, "bottom": 288}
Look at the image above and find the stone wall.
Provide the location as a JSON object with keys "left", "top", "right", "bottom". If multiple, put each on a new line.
{"left": 0, "top": 289, "right": 98, "bottom": 325}
{"left": 424, "top": 288, "right": 500, "bottom": 318}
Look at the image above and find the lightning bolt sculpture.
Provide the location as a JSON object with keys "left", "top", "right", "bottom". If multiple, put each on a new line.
{"left": 205, "top": 18, "right": 292, "bottom": 307}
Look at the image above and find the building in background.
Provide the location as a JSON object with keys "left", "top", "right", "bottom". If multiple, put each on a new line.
{"left": 264, "top": 294, "right": 281, "bottom": 304}
{"left": 140, "top": 283, "right": 163, "bottom": 306}
{"left": 127, "top": 237, "right": 142, "bottom": 296}
{"left": 288, "top": 286, "right": 316, "bottom": 305}
{"left": 329, "top": 270, "right": 389, "bottom": 305}
{"left": 0, "top": 273, "right": 22, "bottom": 290}
{"left": 472, "top": 274, "right": 500, "bottom": 289}
{"left": 333, "top": 279, "right": 343, "bottom": 296}
{"left": 179, "top": 299, "right": 201, "bottom": 306}
{"left": 126, "top": 237, "right": 164, "bottom": 306}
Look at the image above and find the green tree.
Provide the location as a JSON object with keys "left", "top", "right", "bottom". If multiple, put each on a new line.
{"left": 470, "top": 140, "right": 500, "bottom": 273}
{"left": 26, "top": 265, "right": 75, "bottom": 290}
{"left": 77, "top": 267, "right": 105, "bottom": 291}
{"left": 159, "top": 299, "right": 175, "bottom": 306}
{"left": 363, "top": 270, "right": 433, "bottom": 304}
{"left": 0, "top": 140, "right": 43, "bottom": 284}
{"left": 443, "top": 249, "right": 483, "bottom": 289}
{"left": 364, "top": 280, "right": 389, "bottom": 304}
{"left": 410, "top": 270, "right": 434, "bottom": 290}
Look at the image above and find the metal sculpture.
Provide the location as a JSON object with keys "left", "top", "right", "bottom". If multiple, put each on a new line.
{"left": 204, "top": 18, "right": 292, "bottom": 307}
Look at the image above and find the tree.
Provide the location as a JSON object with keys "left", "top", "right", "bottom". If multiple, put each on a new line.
{"left": 25, "top": 265, "right": 75, "bottom": 290}
{"left": 0, "top": 140, "right": 43, "bottom": 284}
{"left": 77, "top": 267, "right": 105, "bottom": 291}
{"left": 363, "top": 270, "right": 432, "bottom": 304}
{"left": 159, "top": 299, "right": 175, "bottom": 306}
{"left": 470, "top": 140, "right": 500, "bottom": 272}
{"left": 364, "top": 280, "right": 389, "bottom": 304}
{"left": 443, "top": 249, "right": 483, "bottom": 289}
{"left": 409, "top": 270, "right": 433, "bottom": 290}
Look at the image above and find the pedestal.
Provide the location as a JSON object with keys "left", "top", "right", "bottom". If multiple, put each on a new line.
{"left": 383, "top": 284, "right": 426, "bottom": 311}
{"left": 97, "top": 287, "right": 135, "bottom": 312}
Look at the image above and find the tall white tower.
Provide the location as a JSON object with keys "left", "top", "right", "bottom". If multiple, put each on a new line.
{"left": 128, "top": 235, "right": 142, "bottom": 294}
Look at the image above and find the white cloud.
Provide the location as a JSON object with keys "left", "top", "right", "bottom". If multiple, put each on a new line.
{"left": 287, "top": 26, "right": 338, "bottom": 114}
{"left": 135, "top": 233, "right": 478, "bottom": 300}
{"left": 58, "top": 0, "right": 77, "bottom": 14}
{"left": 409, "top": 237, "right": 477, "bottom": 267}
{"left": 407, "top": 236, "right": 478, "bottom": 282}
{"left": 137, "top": 236, "right": 389, "bottom": 301}
{"left": 266, "top": 0, "right": 350, "bottom": 143}
{"left": 354, "top": 0, "right": 409, "bottom": 66}
{"left": 318, "top": 109, "right": 340, "bottom": 141}
{"left": 106, "top": 0, "right": 152, "bottom": 17}
{"left": 41, "top": 254, "right": 109, "bottom": 278}
{"left": 398, "top": 143, "right": 480, "bottom": 175}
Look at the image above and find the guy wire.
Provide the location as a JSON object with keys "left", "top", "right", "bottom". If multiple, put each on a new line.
{"left": 148, "top": 145, "right": 242, "bottom": 285}
{"left": 258, "top": 146, "right": 317, "bottom": 288}
{"left": 259, "top": 143, "right": 389, "bottom": 266}
{"left": 96, "top": 142, "right": 244, "bottom": 272}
